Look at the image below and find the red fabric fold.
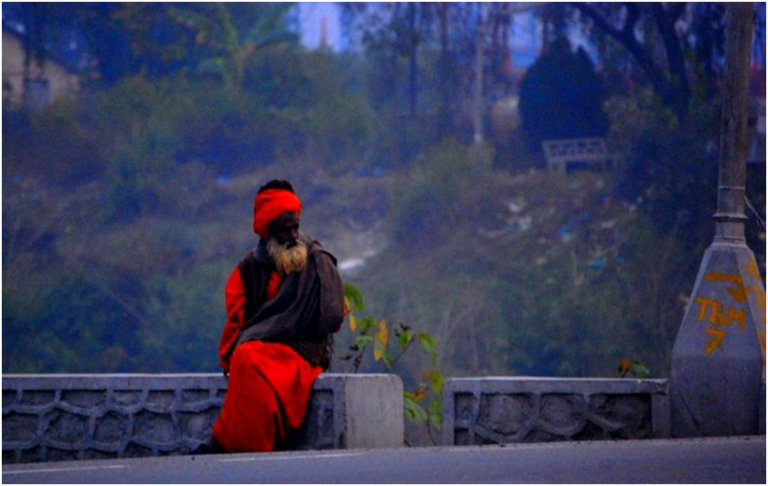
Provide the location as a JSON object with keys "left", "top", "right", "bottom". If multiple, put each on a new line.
{"left": 218, "top": 266, "right": 246, "bottom": 373}
{"left": 212, "top": 341, "right": 322, "bottom": 452}
{"left": 215, "top": 263, "right": 317, "bottom": 453}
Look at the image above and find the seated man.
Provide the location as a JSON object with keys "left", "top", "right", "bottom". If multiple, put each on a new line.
{"left": 212, "top": 179, "right": 345, "bottom": 452}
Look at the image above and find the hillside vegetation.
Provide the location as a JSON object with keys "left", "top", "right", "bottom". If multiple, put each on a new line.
{"left": 5, "top": 123, "right": 764, "bottom": 380}
{"left": 3, "top": 28, "right": 765, "bottom": 382}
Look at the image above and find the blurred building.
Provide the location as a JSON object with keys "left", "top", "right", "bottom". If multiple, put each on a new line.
{"left": 2, "top": 24, "right": 80, "bottom": 111}
{"left": 296, "top": 2, "right": 342, "bottom": 52}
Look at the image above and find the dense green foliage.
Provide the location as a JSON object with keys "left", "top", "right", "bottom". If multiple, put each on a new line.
{"left": 2, "top": 45, "right": 374, "bottom": 372}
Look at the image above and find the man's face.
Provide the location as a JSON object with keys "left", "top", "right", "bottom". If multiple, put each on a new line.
{"left": 269, "top": 212, "right": 300, "bottom": 247}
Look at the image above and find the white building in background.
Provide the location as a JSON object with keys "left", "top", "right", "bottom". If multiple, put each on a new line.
{"left": 294, "top": 3, "right": 545, "bottom": 66}
{"left": 297, "top": 2, "right": 342, "bottom": 52}
{"left": 2, "top": 26, "right": 80, "bottom": 110}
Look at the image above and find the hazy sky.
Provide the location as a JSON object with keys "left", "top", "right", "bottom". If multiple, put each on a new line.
{"left": 299, "top": 2, "right": 343, "bottom": 51}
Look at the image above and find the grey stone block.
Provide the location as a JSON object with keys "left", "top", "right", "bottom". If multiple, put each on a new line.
{"left": 337, "top": 373, "right": 403, "bottom": 449}
{"left": 290, "top": 373, "right": 404, "bottom": 450}
{"left": 443, "top": 377, "right": 670, "bottom": 446}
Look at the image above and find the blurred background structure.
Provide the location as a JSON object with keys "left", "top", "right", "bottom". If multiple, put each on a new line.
{"left": 2, "top": 1, "right": 766, "bottom": 443}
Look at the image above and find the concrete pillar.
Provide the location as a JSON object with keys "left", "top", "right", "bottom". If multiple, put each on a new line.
{"left": 670, "top": 246, "right": 766, "bottom": 437}
{"left": 670, "top": 3, "right": 765, "bottom": 438}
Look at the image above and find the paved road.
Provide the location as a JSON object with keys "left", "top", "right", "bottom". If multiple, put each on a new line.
{"left": 3, "top": 436, "right": 765, "bottom": 484}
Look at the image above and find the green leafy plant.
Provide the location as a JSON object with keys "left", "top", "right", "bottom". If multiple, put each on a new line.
{"left": 341, "top": 282, "right": 444, "bottom": 443}
{"left": 617, "top": 359, "right": 652, "bottom": 379}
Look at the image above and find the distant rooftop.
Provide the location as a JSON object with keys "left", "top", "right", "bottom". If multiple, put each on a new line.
{"left": 2, "top": 18, "right": 89, "bottom": 73}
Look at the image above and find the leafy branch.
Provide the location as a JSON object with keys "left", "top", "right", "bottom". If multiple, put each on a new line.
{"left": 341, "top": 283, "right": 444, "bottom": 444}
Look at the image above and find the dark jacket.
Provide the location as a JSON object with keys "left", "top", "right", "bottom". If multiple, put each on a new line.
{"left": 235, "top": 236, "right": 345, "bottom": 368}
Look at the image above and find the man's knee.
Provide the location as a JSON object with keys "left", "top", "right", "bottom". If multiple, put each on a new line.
{"left": 230, "top": 341, "right": 257, "bottom": 371}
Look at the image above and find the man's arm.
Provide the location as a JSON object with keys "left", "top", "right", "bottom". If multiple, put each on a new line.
{"left": 218, "top": 266, "right": 246, "bottom": 374}
{"left": 315, "top": 250, "right": 345, "bottom": 335}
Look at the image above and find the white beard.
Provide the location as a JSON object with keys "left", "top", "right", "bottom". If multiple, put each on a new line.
{"left": 267, "top": 238, "right": 308, "bottom": 276}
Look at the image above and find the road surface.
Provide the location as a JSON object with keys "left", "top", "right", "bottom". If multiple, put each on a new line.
{"left": 3, "top": 436, "right": 765, "bottom": 483}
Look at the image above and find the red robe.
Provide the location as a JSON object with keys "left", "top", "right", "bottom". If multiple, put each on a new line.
{"left": 213, "top": 266, "right": 323, "bottom": 452}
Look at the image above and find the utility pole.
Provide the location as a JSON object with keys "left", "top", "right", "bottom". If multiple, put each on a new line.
{"left": 670, "top": 3, "right": 765, "bottom": 437}
{"left": 473, "top": 6, "right": 485, "bottom": 145}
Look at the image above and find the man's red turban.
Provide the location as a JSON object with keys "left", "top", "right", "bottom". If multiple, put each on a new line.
{"left": 252, "top": 189, "right": 302, "bottom": 239}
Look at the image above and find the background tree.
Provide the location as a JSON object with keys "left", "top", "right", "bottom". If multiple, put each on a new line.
{"left": 340, "top": 3, "right": 525, "bottom": 167}
{"left": 518, "top": 36, "right": 609, "bottom": 155}
{"left": 568, "top": 3, "right": 744, "bottom": 121}
{"left": 67, "top": 3, "right": 134, "bottom": 87}
{"left": 167, "top": 3, "right": 297, "bottom": 93}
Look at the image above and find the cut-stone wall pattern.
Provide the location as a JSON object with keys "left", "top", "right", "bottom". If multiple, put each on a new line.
{"left": 443, "top": 377, "right": 670, "bottom": 446}
{"left": 3, "top": 373, "right": 403, "bottom": 464}
{"left": 3, "top": 375, "right": 227, "bottom": 463}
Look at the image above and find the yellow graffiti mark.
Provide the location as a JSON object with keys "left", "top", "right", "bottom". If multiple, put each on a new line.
{"left": 695, "top": 297, "right": 746, "bottom": 329}
{"left": 746, "top": 258, "right": 766, "bottom": 325}
{"left": 704, "top": 328, "right": 727, "bottom": 356}
{"left": 726, "top": 307, "right": 746, "bottom": 330}
{"left": 759, "top": 331, "right": 767, "bottom": 354}
{"left": 704, "top": 272, "right": 748, "bottom": 303}
{"left": 696, "top": 297, "right": 719, "bottom": 321}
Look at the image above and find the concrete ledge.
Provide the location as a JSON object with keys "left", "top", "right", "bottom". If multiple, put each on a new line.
{"left": 2, "top": 373, "right": 403, "bottom": 464}
{"left": 442, "top": 377, "right": 670, "bottom": 446}
{"left": 293, "top": 374, "right": 404, "bottom": 450}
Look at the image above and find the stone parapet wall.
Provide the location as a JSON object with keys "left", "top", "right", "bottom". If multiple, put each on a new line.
{"left": 3, "top": 373, "right": 403, "bottom": 464}
{"left": 7, "top": 373, "right": 759, "bottom": 464}
{"left": 3, "top": 374, "right": 221, "bottom": 463}
{"left": 443, "top": 377, "right": 670, "bottom": 446}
